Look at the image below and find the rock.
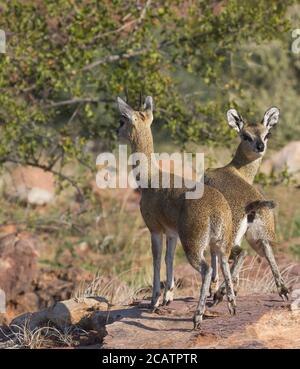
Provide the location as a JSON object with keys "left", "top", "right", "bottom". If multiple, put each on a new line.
{"left": 102, "top": 294, "right": 294, "bottom": 349}
{"left": 260, "top": 141, "right": 300, "bottom": 182}
{"left": 5, "top": 294, "right": 300, "bottom": 349}
{"left": 16, "top": 292, "right": 40, "bottom": 313}
{"left": 0, "top": 233, "right": 39, "bottom": 302}
{"left": 10, "top": 310, "right": 49, "bottom": 331}
{"left": 46, "top": 297, "right": 109, "bottom": 329}
{"left": 0, "top": 266, "right": 95, "bottom": 325}
{"left": 3, "top": 165, "right": 55, "bottom": 205}
{"left": 33, "top": 267, "right": 94, "bottom": 310}
{"left": 289, "top": 289, "right": 300, "bottom": 311}
{"left": 10, "top": 297, "right": 109, "bottom": 331}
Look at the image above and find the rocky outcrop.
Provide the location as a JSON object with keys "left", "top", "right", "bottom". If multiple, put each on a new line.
{"left": 10, "top": 297, "right": 109, "bottom": 331}
{"left": 0, "top": 231, "right": 94, "bottom": 324}
{"left": 101, "top": 295, "right": 299, "bottom": 349}
{"left": 4, "top": 293, "right": 300, "bottom": 349}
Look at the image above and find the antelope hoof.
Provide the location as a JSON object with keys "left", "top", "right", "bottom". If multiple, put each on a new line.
{"left": 162, "top": 289, "right": 174, "bottom": 306}
{"left": 278, "top": 285, "right": 289, "bottom": 301}
{"left": 151, "top": 293, "right": 161, "bottom": 310}
{"left": 193, "top": 310, "right": 203, "bottom": 330}
{"left": 228, "top": 300, "right": 237, "bottom": 316}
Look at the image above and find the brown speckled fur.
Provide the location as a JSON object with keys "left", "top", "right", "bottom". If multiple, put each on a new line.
{"left": 206, "top": 108, "right": 289, "bottom": 301}
{"left": 117, "top": 97, "right": 237, "bottom": 324}
{"left": 206, "top": 164, "right": 276, "bottom": 249}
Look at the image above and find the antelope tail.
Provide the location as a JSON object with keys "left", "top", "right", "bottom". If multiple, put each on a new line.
{"left": 245, "top": 200, "right": 276, "bottom": 223}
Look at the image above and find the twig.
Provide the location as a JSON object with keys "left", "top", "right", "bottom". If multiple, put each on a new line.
{"left": 43, "top": 97, "right": 113, "bottom": 108}
{"left": 82, "top": 48, "right": 150, "bottom": 71}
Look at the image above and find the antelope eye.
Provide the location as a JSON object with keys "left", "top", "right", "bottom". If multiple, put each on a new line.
{"left": 265, "top": 132, "right": 272, "bottom": 140}
{"left": 242, "top": 133, "right": 253, "bottom": 142}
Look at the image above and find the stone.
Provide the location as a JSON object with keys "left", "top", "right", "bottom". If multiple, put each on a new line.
{"left": 0, "top": 233, "right": 38, "bottom": 302}
{"left": 10, "top": 310, "right": 48, "bottom": 331}
{"left": 3, "top": 165, "right": 55, "bottom": 205}
{"left": 289, "top": 289, "right": 300, "bottom": 311}
{"left": 260, "top": 141, "right": 300, "bottom": 182}
{"left": 46, "top": 297, "right": 109, "bottom": 329}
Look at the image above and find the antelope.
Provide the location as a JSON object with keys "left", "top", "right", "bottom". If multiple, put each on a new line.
{"left": 116, "top": 95, "right": 237, "bottom": 327}
{"left": 205, "top": 107, "right": 289, "bottom": 303}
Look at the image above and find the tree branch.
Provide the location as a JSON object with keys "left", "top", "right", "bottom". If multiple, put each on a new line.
{"left": 43, "top": 97, "right": 113, "bottom": 108}
{"left": 82, "top": 47, "right": 150, "bottom": 71}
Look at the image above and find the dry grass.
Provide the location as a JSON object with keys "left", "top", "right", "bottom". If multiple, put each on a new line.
{"left": 239, "top": 255, "right": 300, "bottom": 295}
{"left": 72, "top": 252, "right": 300, "bottom": 306}
{"left": 0, "top": 320, "right": 88, "bottom": 349}
{"left": 73, "top": 268, "right": 154, "bottom": 305}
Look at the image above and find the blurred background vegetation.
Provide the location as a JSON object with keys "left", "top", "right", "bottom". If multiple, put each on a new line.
{"left": 0, "top": 1, "right": 299, "bottom": 292}
{"left": 1, "top": 1, "right": 299, "bottom": 168}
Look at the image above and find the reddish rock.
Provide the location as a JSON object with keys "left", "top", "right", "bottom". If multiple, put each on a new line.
{"left": 0, "top": 233, "right": 39, "bottom": 302}
{"left": 102, "top": 295, "right": 297, "bottom": 349}
{"left": 5, "top": 165, "right": 55, "bottom": 205}
{"left": 290, "top": 288, "right": 300, "bottom": 311}
{"left": 260, "top": 141, "right": 300, "bottom": 183}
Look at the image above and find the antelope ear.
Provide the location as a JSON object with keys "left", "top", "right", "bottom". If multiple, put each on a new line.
{"left": 117, "top": 97, "right": 133, "bottom": 120}
{"left": 262, "top": 107, "right": 279, "bottom": 129}
{"left": 227, "top": 109, "right": 244, "bottom": 132}
{"left": 144, "top": 96, "right": 154, "bottom": 113}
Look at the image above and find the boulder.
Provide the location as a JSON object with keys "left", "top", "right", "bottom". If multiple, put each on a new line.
{"left": 290, "top": 289, "right": 300, "bottom": 311}
{"left": 11, "top": 297, "right": 109, "bottom": 331}
{"left": 47, "top": 297, "right": 109, "bottom": 328}
{"left": 0, "top": 233, "right": 39, "bottom": 302}
{"left": 261, "top": 141, "right": 300, "bottom": 182}
{"left": 10, "top": 310, "right": 49, "bottom": 331}
{"left": 3, "top": 165, "right": 55, "bottom": 205}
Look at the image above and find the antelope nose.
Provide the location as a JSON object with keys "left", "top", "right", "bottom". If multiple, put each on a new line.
{"left": 256, "top": 141, "right": 265, "bottom": 152}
